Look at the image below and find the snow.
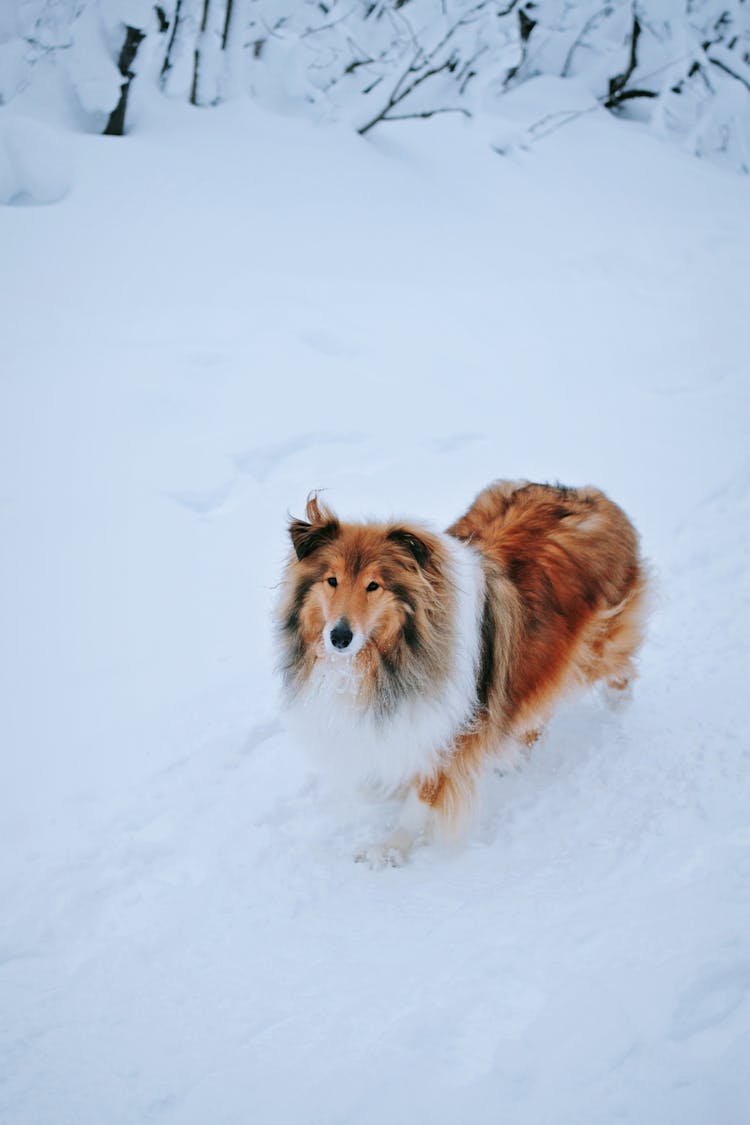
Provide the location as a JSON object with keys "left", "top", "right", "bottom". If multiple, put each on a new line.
{"left": 0, "top": 114, "right": 72, "bottom": 204}
{"left": 63, "top": 3, "right": 123, "bottom": 120}
{"left": 1, "top": 95, "right": 749, "bottom": 1123}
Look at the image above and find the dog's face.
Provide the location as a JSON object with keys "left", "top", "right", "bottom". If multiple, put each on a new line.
{"left": 314, "top": 550, "right": 387, "bottom": 657}
{"left": 285, "top": 495, "right": 434, "bottom": 662}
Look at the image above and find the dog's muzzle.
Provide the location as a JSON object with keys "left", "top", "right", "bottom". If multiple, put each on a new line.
{"left": 324, "top": 617, "right": 366, "bottom": 657}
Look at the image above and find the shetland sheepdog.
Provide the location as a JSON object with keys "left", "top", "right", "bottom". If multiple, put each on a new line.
{"left": 277, "top": 480, "right": 648, "bottom": 867}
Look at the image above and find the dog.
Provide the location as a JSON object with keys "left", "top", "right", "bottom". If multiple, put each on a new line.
{"left": 277, "top": 480, "right": 648, "bottom": 866}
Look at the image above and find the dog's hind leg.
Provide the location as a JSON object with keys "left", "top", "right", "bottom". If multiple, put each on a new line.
{"left": 580, "top": 575, "right": 649, "bottom": 709}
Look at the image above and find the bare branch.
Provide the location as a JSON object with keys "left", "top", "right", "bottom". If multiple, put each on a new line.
{"left": 358, "top": 55, "right": 458, "bottom": 135}
{"left": 607, "top": 6, "right": 643, "bottom": 105}
{"left": 357, "top": 0, "right": 519, "bottom": 137}
{"left": 561, "top": 6, "right": 614, "bottom": 79}
{"left": 708, "top": 54, "right": 750, "bottom": 93}
{"left": 383, "top": 106, "right": 472, "bottom": 123}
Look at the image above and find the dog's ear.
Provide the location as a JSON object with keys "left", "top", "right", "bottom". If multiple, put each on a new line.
{"left": 289, "top": 493, "right": 340, "bottom": 561}
{"left": 386, "top": 527, "right": 431, "bottom": 568}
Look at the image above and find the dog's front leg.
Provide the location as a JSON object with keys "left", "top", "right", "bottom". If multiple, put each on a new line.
{"left": 354, "top": 785, "right": 433, "bottom": 869}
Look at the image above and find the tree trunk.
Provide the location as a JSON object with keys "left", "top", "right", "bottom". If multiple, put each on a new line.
{"left": 104, "top": 25, "right": 146, "bottom": 136}
{"left": 191, "top": 0, "right": 234, "bottom": 107}
{"left": 221, "top": 0, "right": 234, "bottom": 51}
{"left": 190, "top": 0, "right": 212, "bottom": 106}
{"left": 160, "top": 0, "right": 184, "bottom": 89}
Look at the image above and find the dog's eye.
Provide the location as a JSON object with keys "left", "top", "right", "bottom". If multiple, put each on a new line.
{"left": 327, "top": 576, "right": 338, "bottom": 588}
{"left": 366, "top": 581, "right": 380, "bottom": 592}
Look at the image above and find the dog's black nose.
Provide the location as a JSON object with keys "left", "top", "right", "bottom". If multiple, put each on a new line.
{"left": 330, "top": 620, "right": 353, "bottom": 651}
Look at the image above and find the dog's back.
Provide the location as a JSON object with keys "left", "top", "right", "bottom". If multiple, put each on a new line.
{"left": 448, "top": 480, "right": 648, "bottom": 737}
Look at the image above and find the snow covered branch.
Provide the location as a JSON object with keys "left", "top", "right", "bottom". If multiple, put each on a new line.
{"left": 1, "top": 0, "right": 748, "bottom": 171}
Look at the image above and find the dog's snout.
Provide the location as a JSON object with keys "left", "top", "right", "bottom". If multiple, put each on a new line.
{"left": 330, "top": 619, "right": 354, "bottom": 651}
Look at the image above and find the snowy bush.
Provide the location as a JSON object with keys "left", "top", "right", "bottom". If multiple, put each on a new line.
{"left": 1, "top": 0, "right": 748, "bottom": 170}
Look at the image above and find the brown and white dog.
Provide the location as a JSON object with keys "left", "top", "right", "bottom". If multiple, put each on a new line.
{"left": 277, "top": 480, "right": 648, "bottom": 866}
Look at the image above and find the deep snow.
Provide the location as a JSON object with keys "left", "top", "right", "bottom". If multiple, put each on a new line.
{"left": 1, "top": 93, "right": 749, "bottom": 1124}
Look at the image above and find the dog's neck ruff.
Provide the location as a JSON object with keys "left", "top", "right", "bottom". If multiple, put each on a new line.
{"left": 286, "top": 534, "right": 485, "bottom": 792}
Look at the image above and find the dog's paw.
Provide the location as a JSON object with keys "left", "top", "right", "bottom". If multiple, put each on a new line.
{"left": 353, "top": 841, "right": 409, "bottom": 869}
{"left": 602, "top": 678, "right": 634, "bottom": 713}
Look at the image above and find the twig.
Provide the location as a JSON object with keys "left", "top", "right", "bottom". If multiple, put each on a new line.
{"left": 561, "top": 5, "right": 614, "bottom": 79}
{"left": 358, "top": 0, "right": 515, "bottom": 136}
{"left": 381, "top": 106, "right": 472, "bottom": 123}
{"left": 708, "top": 54, "right": 750, "bottom": 93}
{"left": 358, "top": 56, "right": 458, "bottom": 134}
{"left": 504, "top": 46, "right": 717, "bottom": 154}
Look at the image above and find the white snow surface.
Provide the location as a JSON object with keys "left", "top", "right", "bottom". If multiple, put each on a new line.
{"left": 0, "top": 115, "right": 72, "bottom": 205}
{"left": 1, "top": 97, "right": 749, "bottom": 1123}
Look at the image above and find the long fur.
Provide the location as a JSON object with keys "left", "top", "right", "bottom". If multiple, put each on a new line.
{"left": 277, "top": 482, "right": 648, "bottom": 858}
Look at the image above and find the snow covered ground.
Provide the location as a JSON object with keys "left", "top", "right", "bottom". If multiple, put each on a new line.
{"left": 1, "top": 94, "right": 749, "bottom": 1123}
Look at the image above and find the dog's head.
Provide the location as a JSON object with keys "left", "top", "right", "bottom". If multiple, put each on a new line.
{"left": 281, "top": 494, "right": 442, "bottom": 671}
